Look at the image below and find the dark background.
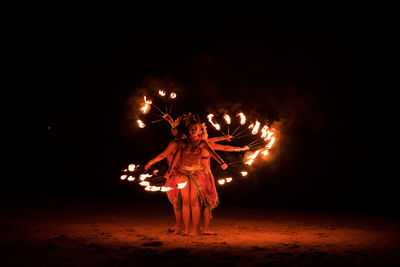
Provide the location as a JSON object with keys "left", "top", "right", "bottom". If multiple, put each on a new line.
{"left": 4, "top": 2, "right": 391, "bottom": 214}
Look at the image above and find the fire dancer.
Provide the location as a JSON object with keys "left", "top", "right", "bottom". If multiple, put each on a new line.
{"left": 165, "top": 113, "right": 228, "bottom": 236}
{"left": 144, "top": 115, "right": 187, "bottom": 234}
{"left": 200, "top": 126, "right": 249, "bottom": 235}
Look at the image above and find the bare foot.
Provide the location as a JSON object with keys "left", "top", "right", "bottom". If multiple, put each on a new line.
{"left": 173, "top": 225, "right": 184, "bottom": 234}
{"left": 189, "top": 230, "right": 201, "bottom": 236}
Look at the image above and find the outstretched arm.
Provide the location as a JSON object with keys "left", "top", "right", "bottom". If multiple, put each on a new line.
{"left": 145, "top": 141, "right": 178, "bottom": 170}
{"left": 211, "top": 143, "right": 249, "bottom": 152}
{"left": 207, "top": 135, "right": 232, "bottom": 143}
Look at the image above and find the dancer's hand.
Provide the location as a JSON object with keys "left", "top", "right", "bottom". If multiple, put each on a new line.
{"left": 241, "top": 146, "right": 249, "bottom": 151}
{"left": 224, "top": 135, "right": 232, "bottom": 141}
{"left": 220, "top": 163, "right": 228, "bottom": 170}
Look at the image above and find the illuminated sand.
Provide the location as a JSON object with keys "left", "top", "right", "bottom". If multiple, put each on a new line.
{"left": 2, "top": 202, "right": 399, "bottom": 266}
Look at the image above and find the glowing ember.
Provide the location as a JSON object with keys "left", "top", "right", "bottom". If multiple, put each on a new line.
{"left": 139, "top": 174, "right": 153, "bottom": 181}
{"left": 207, "top": 114, "right": 221, "bottom": 130}
{"left": 153, "top": 169, "right": 159, "bottom": 175}
{"left": 245, "top": 150, "right": 261, "bottom": 166}
{"left": 240, "top": 171, "right": 248, "bottom": 176}
{"left": 137, "top": 120, "right": 145, "bottom": 128}
{"left": 128, "top": 164, "right": 136, "bottom": 172}
{"left": 261, "top": 125, "right": 269, "bottom": 138}
{"left": 158, "top": 90, "right": 166, "bottom": 96}
{"left": 145, "top": 186, "right": 152, "bottom": 191}
{"left": 223, "top": 114, "right": 231, "bottom": 125}
{"left": 170, "top": 92, "right": 177, "bottom": 99}
{"left": 248, "top": 123, "right": 254, "bottom": 129}
{"left": 127, "top": 176, "right": 135, "bottom": 181}
{"left": 218, "top": 179, "right": 226, "bottom": 185}
{"left": 140, "top": 181, "right": 150, "bottom": 186}
{"left": 225, "top": 177, "right": 233, "bottom": 183}
{"left": 252, "top": 120, "right": 260, "bottom": 135}
{"left": 237, "top": 112, "right": 246, "bottom": 125}
{"left": 120, "top": 175, "right": 127, "bottom": 180}
{"left": 177, "top": 181, "right": 187, "bottom": 189}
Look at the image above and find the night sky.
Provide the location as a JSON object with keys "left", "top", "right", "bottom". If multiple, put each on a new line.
{"left": 5, "top": 2, "right": 391, "bottom": 214}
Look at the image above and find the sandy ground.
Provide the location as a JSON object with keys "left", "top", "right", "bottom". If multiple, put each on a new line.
{"left": 1, "top": 201, "right": 399, "bottom": 266}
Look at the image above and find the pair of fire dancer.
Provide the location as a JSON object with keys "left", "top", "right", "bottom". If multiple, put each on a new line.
{"left": 145, "top": 113, "right": 249, "bottom": 235}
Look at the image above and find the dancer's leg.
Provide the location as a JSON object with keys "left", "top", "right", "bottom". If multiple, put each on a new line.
{"left": 180, "top": 182, "right": 191, "bottom": 235}
{"left": 189, "top": 181, "right": 201, "bottom": 235}
{"left": 203, "top": 207, "right": 216, "bottom": 235}
{"left": 172, "top": 208, "right": 184, "bottom": 234}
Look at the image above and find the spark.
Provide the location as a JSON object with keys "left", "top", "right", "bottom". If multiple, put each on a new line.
{"left": 120, "top": 175, "right": 127, "bottom": 180}
{"left": 218, "top": 179, "right": 226, "bottom": 185}
{"left": 241, "top": 171, "right": 248, "bottom": 176}
{"left": 159, "top": 90, "right": 166, "bottom": 96}
{"left": 127, "top": 176, "right": 135, "bottom": 181}
{"left": 225, "top": 177, "right": 233, "bottom": 183}
{"left": 170, "top": 92, "right": 177, "bottom": 99}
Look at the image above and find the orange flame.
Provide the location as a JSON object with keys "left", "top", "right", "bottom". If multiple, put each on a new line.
{"left": 248, "top": 123, "right": 254, "bottom": 129}
{"left": 137, "top": 120, "right": 145, "bottom": 128}
{"left": 140, "top": 181, "right": 150, "bottom": 186}
{"left": 128, "top": 164, "right": 136, "bottom": 172}
{"left": 218, "top": 179, "right": 226, "bottom": 185}
{"left": 150, "top": 186, "right": 161, "bottom": 191}
{"left": 266, "top": 136, "right": 276, "bottom": 149}
{"left": 207, "top": 114, "right": 221, "bottom": 130}
{"left": 223, "top": 114, "right": 231, "bottom": 125}
{"left": 252, "top": 120, "right": 260, "bottom": 135}
{"left": 158, "top": 90, "right": 166, "bottom": 96}
{"left": 140, "top": 103, "right": 151, "bottom": 114}
{"left": 245, "top": 150, "right": 261, "bottom": 166}
{"left": 177, "top": 181, "right": 187, "bottom": 189}
{"left": 144, "top": 96, "right": 152, "bottom": 104}
{"left": 127, "top": 176, "right": 135, "bottom": 181}
{"left": 139, "top": 174, "right": 152, "bottom": 181}
{"left": 261, "top": 125, "right": 269, "bottom": 138}
{"left": 240, "top": 171, "right": 248, "bottom": 176}
{"left": 170, "top": 92, "right": 177, "bottom": 99}
{"left": 264, "top": 130, "right": 273, "bottom": 141}
{"left": 237, "top": 113, "right": 246, "bottom": 125}
{"left": 120, "top": 175, "right": 127, "bottom": 180}
{"left": 161, "top": 186, "right": 172, "bottom": 192}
